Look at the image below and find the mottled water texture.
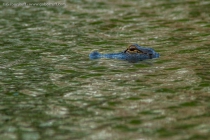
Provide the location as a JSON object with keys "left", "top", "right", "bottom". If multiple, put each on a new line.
{"left": 0, "top": 0, "right": 210, "bottom": 140}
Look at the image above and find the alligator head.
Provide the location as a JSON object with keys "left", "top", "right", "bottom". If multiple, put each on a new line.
{"left": 123, "top": 44, "right": 159, "bottom": 59}
{"left": 89, "top": 44, "right": 159, "bottom": 62}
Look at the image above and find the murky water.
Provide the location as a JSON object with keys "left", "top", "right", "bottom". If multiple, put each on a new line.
{"left": 0, "top": 0, "right": 210, "bottom": 139}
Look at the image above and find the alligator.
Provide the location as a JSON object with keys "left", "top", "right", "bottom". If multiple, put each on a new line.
{"left": 89, "top": 44, "right": 159, "bottom": 62}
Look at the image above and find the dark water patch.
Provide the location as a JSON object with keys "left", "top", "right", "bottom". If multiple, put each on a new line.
{"left": 189, "top": 3, "right": 210, "bottom": 18}
{"left": 126, "top": 96, "right": 142, "bottom": 100}
{"left": 113, "top": 124, "right": 138, "bottom": 132}
{"left": 175, "top": 124, "right": 197, "bottom": 130}
{"left": 129, "top": 119, "right": 142, "bottom": 125}
{"left": 188, "top": 135, "right": 210, "bottom": 140}
{"left": 107, "top": 101, "right": 122, "bottom": 106}
{"left": 155, "top": 128, "right": 179, "bottom": 137}
{"left": 156, "top": 88, "right": 176, "bottom": 93}
{"left": 179, "top": 101, "right": 199, "bottom": 107}
{"left": 140, "top": 110, "right": 161, "bottom": 115}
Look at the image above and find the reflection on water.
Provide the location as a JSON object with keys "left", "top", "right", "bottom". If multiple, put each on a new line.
{"left": 0, "top": 0, "right": 210, "bottom": 139}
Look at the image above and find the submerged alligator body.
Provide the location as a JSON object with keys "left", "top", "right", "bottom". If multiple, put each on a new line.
{"left": 89, "top": 44, "right": 159, "bottom": 62}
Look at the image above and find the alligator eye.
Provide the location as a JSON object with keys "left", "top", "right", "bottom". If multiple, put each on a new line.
{"left": 125, "top": 45, "right": 145, "bottom": 54}
{"left": 130, "top": 48, "right": 135, "bottom": 51}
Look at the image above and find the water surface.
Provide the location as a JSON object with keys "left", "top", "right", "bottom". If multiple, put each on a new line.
{"left": 0, "top": 0, "right": 210, "bottom": 140}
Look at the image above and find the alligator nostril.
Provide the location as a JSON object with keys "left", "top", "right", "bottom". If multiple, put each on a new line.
{"left": 149, "top": 54, "right": 152, "bottom": 59}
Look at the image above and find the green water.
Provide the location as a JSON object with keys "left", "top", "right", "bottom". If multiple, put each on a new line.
{"left": 0, "top": 0, "right": 210, "bottom": 139}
